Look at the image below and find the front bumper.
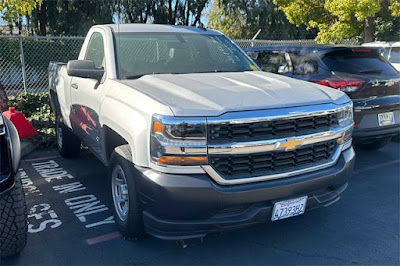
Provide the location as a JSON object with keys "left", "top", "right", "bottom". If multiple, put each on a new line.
{"left": 136, "top": 147, "right": 355, "bottom": 240}
{"left": 353, "top": 96, "right": 400, "bottom": 141}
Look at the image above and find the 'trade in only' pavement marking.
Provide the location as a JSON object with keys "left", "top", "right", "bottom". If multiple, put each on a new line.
{"left": 31, "top": 160, "right": 115, "bottom": 229}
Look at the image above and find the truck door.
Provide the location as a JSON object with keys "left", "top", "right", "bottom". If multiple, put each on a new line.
{"left": 69, "top": 31, "right": 106, "bottom": 155}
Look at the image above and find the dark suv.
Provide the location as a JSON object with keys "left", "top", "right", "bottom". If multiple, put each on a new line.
{"left": 0, "top": 114, "right": 27, "bottom": 257}
{"left": 245, "top": 46, "right": 400, "bottom": 150}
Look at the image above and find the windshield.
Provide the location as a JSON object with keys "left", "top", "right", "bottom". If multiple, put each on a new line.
{"left": 114, "top": 33, "right": 256, "bottom": 79}
{"left": 389, "top": 47, "right": 400, "bottom": 63}
{"left": 322, "top": 52, "right": 398, "bottom": 75}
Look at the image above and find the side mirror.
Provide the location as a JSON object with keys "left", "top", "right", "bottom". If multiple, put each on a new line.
{"left": 67, "top": 60, "right": 104, "bottom": 81}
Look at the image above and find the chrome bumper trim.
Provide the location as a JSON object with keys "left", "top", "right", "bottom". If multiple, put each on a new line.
{"left": 207, "top": 103, "right": 349, "bottom": 124}
{"left": 208, "top": 123, "right": 353, "bottom": 155}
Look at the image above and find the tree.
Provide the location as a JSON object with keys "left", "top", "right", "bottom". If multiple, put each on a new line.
{"left": 164, "top": 0, "right": 210, "bottom": 26}
{"left": 375, "top": 0, "right": 400, "bottom": 41}
{"left": 207, "top": 0, "right": 248, "bottom": 38}
{"left": 27, "top": 0, "right": 210, "bottom": 36}
{"left": 118, "top": 0, "right": 154, "bottom": 23}
{"left": 273, "top": 0, "right": 400, "bottom": 43}
{"left": 30, "top": 0, "right": 114, "bottom": 36}
{"left": 0, "top": 0, "right": 42, "bottom": 34}
{"left": 0, "top": 0, "right": 42, "bottom": 23}
{"left": 207, "top": 0, "right": 317, "bottom": 39}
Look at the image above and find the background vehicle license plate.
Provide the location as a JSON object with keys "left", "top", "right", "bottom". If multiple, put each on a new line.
{"left": 272, "top": 196, "right": 308, "bottom": 221}
{"left": 378, "top": 112, "right": 395, "bottom": 126}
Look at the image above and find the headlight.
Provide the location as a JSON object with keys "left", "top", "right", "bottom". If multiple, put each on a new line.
{"left": 338, "top": 102, "right": 353, "bottom": 126}
{"left": 150, "top": 115, "right": 207, "bottom": 166}
{"left": 336, "top": 102, "right": 354, "bottom": 150}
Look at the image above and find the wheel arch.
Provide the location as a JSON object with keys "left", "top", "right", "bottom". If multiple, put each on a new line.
{"left": 103, "top": 125, "right": 129, "bottom": 164}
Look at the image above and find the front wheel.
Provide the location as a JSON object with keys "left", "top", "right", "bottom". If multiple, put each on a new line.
{"left": 354, "top": 137, "right": 392, "bottom": 150}
{"left": 55, "top": 117, "right": 81, "bottom": 158}
{"left": 109, "top": 145, "right": 144, "bottom": 240}
{"left": 0, "top": 178, "right": 28, "bottom": 257}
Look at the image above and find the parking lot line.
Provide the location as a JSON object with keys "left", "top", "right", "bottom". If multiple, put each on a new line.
{"left": 24, "top": 155, "right": 61, "bottom": 162}
{"left": 86, "top": 231, "right": 122, "bottom": 245}
{"left": 353, "top": 159, "right": 400, "bottom": 175}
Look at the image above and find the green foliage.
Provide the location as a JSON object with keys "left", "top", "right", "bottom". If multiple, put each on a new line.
{"left": 207, "top": 0, "right": 317, "bottom": 40}
{"left": 390, "top": 0, "right": 400, "bottom": 16}
{"left": 375, "top": 0, "right": 400, "bottom": 41}
{"left": 28, "top": 0, "right": 210, "bottom": 36}
{"left": 0, "top": 0, "right": 42, "bottom": 23}
{"left": 8, "top": 93, "right": 55, "bottom": 149}
{"left": 207, "top": 0, "right": 248, "bottom": 38}
{"left": 274, "top": 0, "right": 400, "bottom": 43}
{"left": 44, "top": 0, "right": 114, "bottom": 36}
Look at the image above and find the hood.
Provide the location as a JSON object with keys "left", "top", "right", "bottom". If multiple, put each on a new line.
{"left": 120, "top": 71, "right": 348, "bottom": 116}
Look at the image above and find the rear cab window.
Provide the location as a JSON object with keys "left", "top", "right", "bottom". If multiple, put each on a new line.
{"left": 322, "top": 48, "right": 398, "bottom": 75}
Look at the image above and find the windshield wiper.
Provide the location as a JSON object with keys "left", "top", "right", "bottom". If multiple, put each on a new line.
{"left": 125, "top": 72, "right": 183, "bottom": 79}
{"left": 358, "top": 69, "right": 383, "bottom": 74}
{"left": 125, "top": 74, "right": 146, "bottom": 79}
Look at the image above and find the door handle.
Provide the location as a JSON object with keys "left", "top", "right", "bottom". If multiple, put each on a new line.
{"left": 71, "top": 83, "right": 78, "bottom": 90}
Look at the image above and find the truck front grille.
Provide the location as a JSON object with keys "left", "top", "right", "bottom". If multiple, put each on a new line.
{"left": 208, "top": 113, "right": 338, "bottom": 144}
{"left": 208, "top": 140, "right": 337, "bottom": 180}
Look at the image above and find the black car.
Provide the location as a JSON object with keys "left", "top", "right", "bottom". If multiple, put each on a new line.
{"left": 245, "top": 45, "right": 400, "bottom": 150}
{"left": 0, "top": 113, "right": 27, "bottom": 257}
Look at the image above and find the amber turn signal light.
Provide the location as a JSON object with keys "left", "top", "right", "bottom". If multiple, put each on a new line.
{"left": 153, "top": 121, "right": 163, "bottom": 133}
{"left": 337, "top": 133, "right": 352, "bottom": 144}
{"left": 156, "top": 156, "right": 208, "bottom": 166}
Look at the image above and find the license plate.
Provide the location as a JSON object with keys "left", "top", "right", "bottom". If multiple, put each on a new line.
{"left": 272, "top": 196, "right": 308, "bottom": 221}
{"left": 378, "top": 112, "right": 395, "bottom": 126}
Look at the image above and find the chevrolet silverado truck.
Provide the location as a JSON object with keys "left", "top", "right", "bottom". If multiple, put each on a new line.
{"left": 0, "top": 113, "right": 27, "bottom": 257}
{"left": 49, "top": 24, "right": 355, "bottom": 240}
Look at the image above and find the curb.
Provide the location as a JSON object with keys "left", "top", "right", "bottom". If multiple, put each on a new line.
{"left": 21, "top": 140, "right": 37, "bottom": 157}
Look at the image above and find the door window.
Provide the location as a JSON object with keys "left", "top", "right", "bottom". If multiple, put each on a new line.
{"left": 256, "top": 51, "right": 291, "bottom": 74}
{"left": 85, "top": 32, "right": 105, "bottom": 69}
{"left": 289, "top": 52, "right": 319, "bottom": 75}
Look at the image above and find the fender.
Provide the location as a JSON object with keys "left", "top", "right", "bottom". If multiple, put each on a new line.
{"left": 100, "top": 97, "right": 149, "bottom": 167}
{"left": 99, "top": 82, "right": 174, "bottom": 167}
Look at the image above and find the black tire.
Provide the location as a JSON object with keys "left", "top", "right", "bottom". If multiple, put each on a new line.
{"left": 0, "top": 178, "right": 28, "bottom": 258}
{"left": 354, "top": 137, "right": 392, "bottom": 150}
{"left": 55, "top": 116, "right": 81, "bottom": 158}
{"left": 109, "top": 145, "right": 144, "bottom": 240}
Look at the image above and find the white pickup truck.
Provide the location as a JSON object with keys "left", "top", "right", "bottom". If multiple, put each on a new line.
{"left": 49, "top": 24, "right": 355, "bottom": 240}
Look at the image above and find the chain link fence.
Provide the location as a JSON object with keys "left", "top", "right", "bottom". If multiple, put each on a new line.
{"left": 0, "top": 36, "right": 84, "bottom": 95}
{"left": 0, "top": 36, "right": 357, "bottom": 96}
{"left": 235, "top": 38, "right": 357, "bottom": 48}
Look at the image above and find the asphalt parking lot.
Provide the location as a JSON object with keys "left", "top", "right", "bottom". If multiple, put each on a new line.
{"left": 2, "top": 142, "right": 399, "bottom": 265}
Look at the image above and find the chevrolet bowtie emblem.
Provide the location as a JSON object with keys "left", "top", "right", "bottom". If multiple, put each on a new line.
{"left": 278, "top": 139, "right": 302, "bottom": 151}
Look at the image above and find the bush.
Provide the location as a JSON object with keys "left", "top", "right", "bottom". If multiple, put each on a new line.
{"left": 8, "top": 92, "right": 55, "bottom": 149}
